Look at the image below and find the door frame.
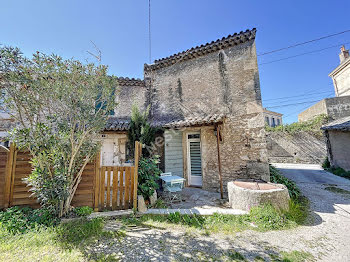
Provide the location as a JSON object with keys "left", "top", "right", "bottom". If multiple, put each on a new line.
{"left": 186, "top": 132, "right": 203, "bottom": 187}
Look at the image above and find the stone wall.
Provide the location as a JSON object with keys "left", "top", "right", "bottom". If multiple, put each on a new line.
{"left": 146, "top": 39, "right": 269, "bottom": 191}
{"left": 114, "top": 84, "right": 147, "bottom": 117}
{"left": 326, "top": 130, "right": 350, "bottom": 171}
{"left": 298, "top": 100, "right": 327, "bottom": 122}
{"left": 266, "top": 131, "right": 327, "bottom": 164}
{"left": 298, "top": 96, "right": 350, "bottom": 122}
{"left": 325, "top": 95, "right": 350, "bottom": 120}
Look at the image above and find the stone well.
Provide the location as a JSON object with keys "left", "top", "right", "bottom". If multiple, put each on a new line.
{"left": 227, "top": 179, "right": 290, "bottom": 211}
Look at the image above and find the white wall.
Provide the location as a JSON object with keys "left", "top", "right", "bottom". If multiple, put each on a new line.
{"left": 100, "top": 133, "right": 127, "bottom": 166}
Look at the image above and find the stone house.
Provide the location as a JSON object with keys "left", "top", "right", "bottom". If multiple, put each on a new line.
{"left": 298, "top": 45, "right": 350, "bottom": 122}
{"left": 322, "top": 116, "right": 350, "bottom": 171}
{"left": 104, "top": 28, "right": 269, "bottom": 191}
{"left": 263, "top": 109, "right": 283, "bottom": 127}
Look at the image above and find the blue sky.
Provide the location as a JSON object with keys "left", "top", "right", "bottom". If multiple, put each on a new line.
{"left": 1, "top": 0, "right": 349, "bottom": 123}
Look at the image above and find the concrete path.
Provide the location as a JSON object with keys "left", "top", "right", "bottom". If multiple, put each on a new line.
{"left": 90, "top": 163, "right": 350, "bottom": 261}
{"left": 145, "top": 207, "right": 247, "bottom": 216}
{"left": 264, "top": 163, "right": 350, "bottom": 261}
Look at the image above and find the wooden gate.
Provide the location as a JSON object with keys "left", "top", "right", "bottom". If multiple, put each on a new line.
{"left": 95, "top": 141, "right": 142, "bottom": 211}
{"left": 97, "top": 166, "right": 135, "bottom": 210}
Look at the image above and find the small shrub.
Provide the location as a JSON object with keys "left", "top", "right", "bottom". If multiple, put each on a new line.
{"left": 249, "top": 204, "right": 287, "bottom": 230}
{"left": 270, "top": 165, "right": 301, "bottom": 199}
{"left": 73, "top": 206, "right": 93, "bottom": 217}
{"left": 138, "top": 155, "right": 162, "bottom": 200}
{"left": 328, "top": 166, "right": 350, "bottom": 179}
{"left": 0, "top": 206, "right": 58, "bottom": 234}
{"left": 153, "top": 199, "right": 167, "bottom": 209}
{"left": 322, "top": 157, "right": 330, "bottom": 169}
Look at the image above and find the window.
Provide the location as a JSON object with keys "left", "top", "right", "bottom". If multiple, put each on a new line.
{"left": 277, "top": 118, "right": 281, "bottom": 126}
{"left": 272, "top": 118, "right": 276, "bottom": 127}
{"left": 265, "top": 117, "right": 270, "bottom": 126}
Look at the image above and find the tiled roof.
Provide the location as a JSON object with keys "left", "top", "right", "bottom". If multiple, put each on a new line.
{"left": 321, "top": 116, "right": 350, "bottom": 131}
{"left": 160, "top": 114, "right": 225, "bottom": 128}
{"left": 105, "top": 117, "right": 130, "bottom": 131}
{"left": 105, "top": 114, "right": 225, "bottom": 131}
{"left": 116, "top": 77, "right": 144, "bottom": 87}
{"left": 144, "top": 28, "right": 256, "bottom": 71}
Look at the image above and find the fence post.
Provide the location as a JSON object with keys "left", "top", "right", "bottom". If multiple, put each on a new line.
{"left": 4, "top": 143, "right": 16, "bottom": 208}
{"left": 133, "top": 141, "right": 142, "bottom": 209}
{"left": 94, "top": 152, "right": 101, "bottom": 211}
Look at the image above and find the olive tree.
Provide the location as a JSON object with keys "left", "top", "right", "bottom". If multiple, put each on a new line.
{"left": 0, "top": 47, "right": 116, "bottom": 216}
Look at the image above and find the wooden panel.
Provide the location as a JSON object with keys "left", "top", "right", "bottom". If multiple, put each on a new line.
{"left": 0, "top": 148, "right": 9, "bottom": 208}
{"left": 99, "top": 166, "right": 106, "bottom": 210}
{"left": 130, "top": 166, "right": 135, "bottom": 207}
{"left": 112, "top": 167, "right": 117, "bottom": 209}
{"left": 119, "top": 167, "right": 124, "bottom": 209}
{"left": 106, "top": 167, "right": 111, "bottom": 209}
{"left": 125, "top": 167, "right": 130, "bottom": 208}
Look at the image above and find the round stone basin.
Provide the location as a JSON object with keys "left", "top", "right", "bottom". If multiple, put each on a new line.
{"left": 228, "top": 179, "right": 290, "bottom": 211}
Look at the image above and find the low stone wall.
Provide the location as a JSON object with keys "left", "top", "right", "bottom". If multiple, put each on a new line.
{"left": 266, "top": 131, "right": 327, "bottom": 164}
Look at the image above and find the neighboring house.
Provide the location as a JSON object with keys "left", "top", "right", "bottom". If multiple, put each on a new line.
{"left": 298, "top": 45, "right": 350, "bottom": 122}
{"left": 263, "top": 109, "right": 282, "bottom": 127}
{"left": 329, "top": 46, "right": 350, "bottom": 97}
{"left": 321, "top": 116, "right": 350, "bottom": 171}
{"left": 105, "top": 28, "right": 269, "bottom": 191}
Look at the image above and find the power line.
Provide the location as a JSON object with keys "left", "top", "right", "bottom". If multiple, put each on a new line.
{"left": 258, "top": 29, "right": 350, "bottom": 56}
{"left": 148, "top": 0, "right": 152, "bottom": 64}
{"left": 259, "top": 41, "right": 350, "bottom": 65}
{"left": 264, "top": 92, "right": 333, "bottom": 106}
{"left": 265, "top": 99, "right": 323, "bottom": 109}
{"left": 263, "top": 90, "right": 333, "bottom": 102}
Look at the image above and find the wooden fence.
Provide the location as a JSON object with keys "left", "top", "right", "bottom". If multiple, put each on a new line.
{"left": 0, "top": 141, "right": 142, "bottom": 211}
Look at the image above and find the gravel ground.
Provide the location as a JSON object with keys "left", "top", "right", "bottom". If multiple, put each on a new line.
{"left": 89, "top": 164, "right": 350, "bottom": 261}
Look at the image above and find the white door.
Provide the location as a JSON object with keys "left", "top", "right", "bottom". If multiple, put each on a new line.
{"left": 187, "top": 133, "right": 202, "bottom": 187}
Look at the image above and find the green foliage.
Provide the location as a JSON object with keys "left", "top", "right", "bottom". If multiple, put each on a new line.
{"left": 324, "top": 186, "right": 350, "bottom": 195}
{"left": 153, "top": 199, "right": 168, "bottom": 209}
{"left": 327, "top": 166, "right": 350, "bottom": 179}
{"left": 271, "top": 250, "right": 314, "bottom": 262}
{"left": 121, "top": 200, "right": 308, "bottom": 234}
{"left": 0, "top": 206, "right": 58, "bottom": 234}
{"left": 0, "top": 217, "right": 119, "bottom": 261}
{"left": 265, "top": 114, "right": 328, "bottom": 137}
{"left": 55, "top": 218, "right": 115, "bottom": 248}
{"left": 73, "top": 206, "right": 93, "bottom": 217}
{"left": 270, "top": 165, "right": 301, "bottom": 199}
{"left": 249, "top": 204, "right": 287, "bottom": 230}
{"left": 0, "top": 46, "right": 116, "bottom": 217}
{"left": 322, "top": 157, "right": 331, "bottom": 169}
{"left": 137, "top": 155, "right": 162, "bottom": 200}
{"left": 227, "top": 250, "right": 247, "bottom": 261}
{"left": 127, "top": 103, "right": 159, "bottom": 158}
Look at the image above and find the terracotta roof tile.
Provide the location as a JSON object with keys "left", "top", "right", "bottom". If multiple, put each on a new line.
{"left": 117, "top": 77, "right": 145, "bottom": 87}
{"left": 160, "top": 114, "right": 225, "bottom": 128}
{"left": 321, "top": 116, "right": 350, "bottom": 131}
{"left": 144, "top": 28, "right": 256, "bottom": 71}
{"left": 105, "top": 114, "right": 225, "bottom": 131}
{"left": 105, "top": 117, "right": 130, "bottom": 131}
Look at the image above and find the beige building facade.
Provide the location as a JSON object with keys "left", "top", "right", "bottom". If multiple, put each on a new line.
{"left": 263, "top": 109, "right": 283, "bottom": 127}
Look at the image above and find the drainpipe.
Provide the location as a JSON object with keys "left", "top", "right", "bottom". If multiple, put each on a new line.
{"left": 216, "top": 124, "right": 224, "bottom": 199}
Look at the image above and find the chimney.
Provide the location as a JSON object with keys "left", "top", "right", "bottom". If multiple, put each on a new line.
{"left": 339, "top": 45, "right": 349, "bottom": 64}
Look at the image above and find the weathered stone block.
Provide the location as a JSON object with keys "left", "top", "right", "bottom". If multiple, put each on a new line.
{"left": 227, "top": 180, "right": 290, "bottom": 211}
